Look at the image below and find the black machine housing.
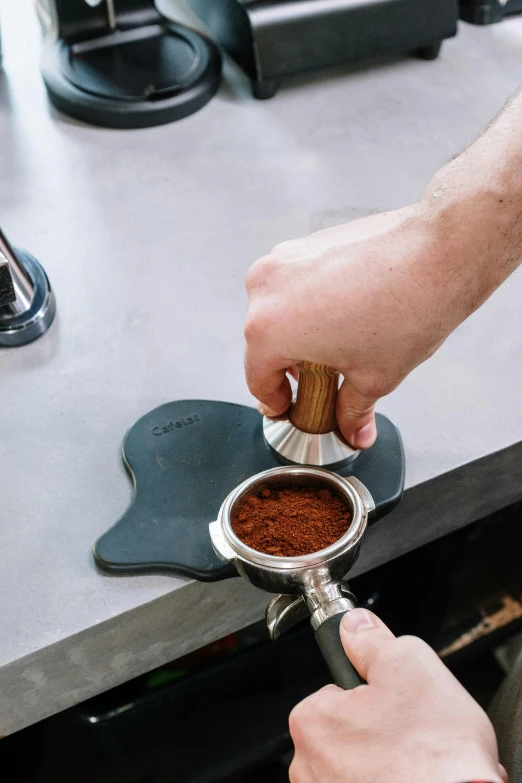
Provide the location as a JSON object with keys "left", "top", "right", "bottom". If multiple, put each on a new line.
{"left": 188, "top": 0, "right": 459, "bottom": 98}
{"left": 459, "top": 0, "right": 522, "bottom": 23}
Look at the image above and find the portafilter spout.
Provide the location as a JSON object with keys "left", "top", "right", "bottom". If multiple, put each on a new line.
{"left": 209, "top": 465, "right": 375, "bottom": 689}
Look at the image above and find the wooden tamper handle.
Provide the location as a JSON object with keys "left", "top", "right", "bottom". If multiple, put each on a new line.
{"left": 290, "top": 362, "right": 339, "bottom": 435}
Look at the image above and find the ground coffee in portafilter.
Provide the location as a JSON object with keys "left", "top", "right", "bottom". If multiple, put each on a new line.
{"left": 231, "top": 486, "right": 352, "bottom": 557}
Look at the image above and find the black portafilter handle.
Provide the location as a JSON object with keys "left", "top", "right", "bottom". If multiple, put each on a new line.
{"left": 315, "top": 612, "right": 365, "bottom": 689}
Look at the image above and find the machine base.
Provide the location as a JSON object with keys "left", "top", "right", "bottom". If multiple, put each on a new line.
{"left": 0, "top": 250, "right": 56, "bottom": 347}
{"left": 40, "top": 2, "right": 222, "bottom": 129}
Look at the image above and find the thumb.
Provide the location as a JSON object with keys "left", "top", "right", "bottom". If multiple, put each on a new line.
{"left": 339, "top": 609, "right": 396, "bottom": 682}
{"left": 336, "top": 379, "right": 377, "bottom": 449}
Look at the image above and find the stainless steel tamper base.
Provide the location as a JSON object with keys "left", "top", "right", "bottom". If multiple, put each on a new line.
{"left": 263, "top": 412, "right": 359, "bottom": 469}
{"left": 0, "top": 250, "right": 56, "bottom": 347}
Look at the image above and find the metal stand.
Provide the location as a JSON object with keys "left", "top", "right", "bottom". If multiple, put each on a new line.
{"left": 38, "top": 0, "right": 222, "bottom": 128}
{"left": 0, "top": 228, "right": 56, "bottom": 347}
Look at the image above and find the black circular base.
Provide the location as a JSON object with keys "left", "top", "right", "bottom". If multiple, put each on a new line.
{"left": 40, "top": 22, "right": 222, "bottom": 129}
{"left": 0, "top": 250, "right": 56, "bottom": 347}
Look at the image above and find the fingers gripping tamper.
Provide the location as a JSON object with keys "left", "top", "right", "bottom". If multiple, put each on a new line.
{"left": 0, "top": 227, "right": 56, "bottom": 347}
{"left": 263, "top": 363, "right": 358, "bottom": 470}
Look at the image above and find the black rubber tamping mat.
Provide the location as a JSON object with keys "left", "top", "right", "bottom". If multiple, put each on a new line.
{"left": 94, "top": 400, "right": 405, "bottom": 581}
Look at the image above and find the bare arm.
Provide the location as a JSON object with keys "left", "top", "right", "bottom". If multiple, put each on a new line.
{"left": 424, "top": 88, "right": 522, "bottom": 326}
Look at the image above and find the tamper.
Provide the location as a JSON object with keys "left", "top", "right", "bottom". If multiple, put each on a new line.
{"left": 263, "top": 363, "right": 359, "bottom": 470}
{"left": 210, "top": 465, "right": 375, "bottom": 689}
{"left": 0, "top": 227, "right": 56, "bottom": 347}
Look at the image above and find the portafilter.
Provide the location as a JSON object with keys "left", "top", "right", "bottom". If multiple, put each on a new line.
{"left": 210, "top": 465, "right": 375, "bottom": 689}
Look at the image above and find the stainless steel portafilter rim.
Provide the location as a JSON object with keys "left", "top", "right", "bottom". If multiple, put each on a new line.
{"left": 217, "top": 465, "right": 370, "bottom": 571}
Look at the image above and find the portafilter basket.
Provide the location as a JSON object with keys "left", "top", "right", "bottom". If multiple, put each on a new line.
{"left": 210, "top": 465, "right": 375, "bottom": 689}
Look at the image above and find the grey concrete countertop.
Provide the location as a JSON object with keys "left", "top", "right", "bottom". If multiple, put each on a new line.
{"left": 1, "top": 0, "right": 522, "bottom": 736}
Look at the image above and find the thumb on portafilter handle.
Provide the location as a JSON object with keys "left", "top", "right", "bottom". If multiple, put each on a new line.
{"left": 315, "top": 612, "right": 365, "bottom": 689}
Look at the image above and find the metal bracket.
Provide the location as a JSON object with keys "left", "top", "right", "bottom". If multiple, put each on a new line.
{"left": 267, "top": 583, "right": 357, "bottom": 640}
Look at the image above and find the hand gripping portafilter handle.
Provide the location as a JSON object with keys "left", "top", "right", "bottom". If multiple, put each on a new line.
{"left": 315, "top": 613, "right": 364, "bottom": 689}
{"left": 290, "top": 362, "right": 339, "bottom": 434}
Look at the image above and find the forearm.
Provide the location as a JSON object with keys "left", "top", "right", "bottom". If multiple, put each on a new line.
{"left": 422, "top": 89, "right": 522, "bottom": 324}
